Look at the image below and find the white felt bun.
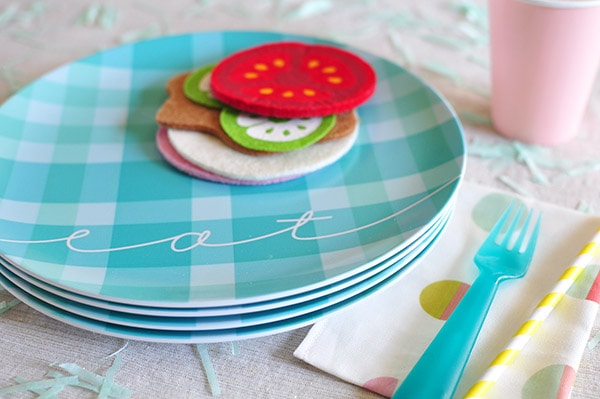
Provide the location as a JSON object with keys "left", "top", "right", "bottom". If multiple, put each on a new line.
{"left": 167, "top": 122, "right": 358, "bottom": 182}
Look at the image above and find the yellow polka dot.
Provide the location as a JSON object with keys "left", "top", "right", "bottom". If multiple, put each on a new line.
{"left": 244, "top": 72, "right": 259, "bottom": 79}
{"left": 282, "top": 91, "right": 294, "bottom": 98}
{"left": 259, "top": 88, "right": 274, "bottom": 95}
{"left": 303, "top": 89, "right": 316, "bottom": 96}
{"left": 327, "top": 76, "right": 342, "bottom": 84}
{"left": 307, "top": 60, "right": 320, "bottom": 69}
{"left": 254, "top": 63, "right": 268, "bottom": 71}
{"left": 322, "top": 66, "right": 336, "bottom": 74}
{"left": 273, "top": 58, "right": 285, "bottom": 68}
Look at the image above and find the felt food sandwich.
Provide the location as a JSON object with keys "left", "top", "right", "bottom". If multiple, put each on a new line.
{"left": 155, "top": 41, "right": 376, "bottom": 185}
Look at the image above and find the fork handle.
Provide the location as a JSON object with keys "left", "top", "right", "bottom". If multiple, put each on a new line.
{"left": 392, "top": 273, "right": 501, "bottom": 399}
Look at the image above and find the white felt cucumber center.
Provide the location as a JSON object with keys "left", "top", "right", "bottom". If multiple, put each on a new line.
{"left": 236, "top": 114, "right": 323, "bottom": 143}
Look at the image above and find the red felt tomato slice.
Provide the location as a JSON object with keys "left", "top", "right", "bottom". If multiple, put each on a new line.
{"left": 210, "top": 42, "right": 376, "bottom": 118}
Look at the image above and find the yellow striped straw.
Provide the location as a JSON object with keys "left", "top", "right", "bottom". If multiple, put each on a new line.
{"left": 464, "top": 227, "right": 600, "bottom": 399}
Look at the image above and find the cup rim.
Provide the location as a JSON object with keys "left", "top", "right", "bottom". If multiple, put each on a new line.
{"left": 520, "top": 0, "right": 600, "bottom": 8}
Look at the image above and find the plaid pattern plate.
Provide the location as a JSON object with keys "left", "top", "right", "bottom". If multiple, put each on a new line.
{"left": 0, "top": 31, "right": 465, "bottom": 308}
{"left": 0, "top": 204, "right": 450, "bottom": 319}
{"left": 0, "top": 209, "right": 449, "bottom": 342}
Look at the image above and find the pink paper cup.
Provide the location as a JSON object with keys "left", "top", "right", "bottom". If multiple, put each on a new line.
{"left": 489, "top": 0, "right": 600, "bottom": 145}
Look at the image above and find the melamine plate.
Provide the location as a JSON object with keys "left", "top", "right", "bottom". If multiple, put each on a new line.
{"left": 0, "top": 31, "right": 464, "bottom": 307}
{"left": 0, "top": 206, "right": 451, "bottom": 318}
{"left": 0, "top": 212, "right": 448, "bottom": 342}
{"left": 0, "top": 209, "right": 450, "bottom": 331}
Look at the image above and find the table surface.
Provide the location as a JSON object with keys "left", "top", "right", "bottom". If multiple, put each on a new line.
{"left": 1, "top": 1, "right": 599, "bottom": 398}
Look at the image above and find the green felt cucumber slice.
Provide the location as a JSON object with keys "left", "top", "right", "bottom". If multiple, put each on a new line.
{"left": 220, "top": 108, "right": 336, "bottom": 152}
{"left": 184, "top": 65, "right": 225, "bottom": 109}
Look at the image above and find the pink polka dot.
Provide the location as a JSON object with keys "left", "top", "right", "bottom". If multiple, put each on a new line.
{"left": 363, "top": 376, "right": 398, "bottom": 397}
{"left": 585, "top": 272, "right": 600, "bottom": 303}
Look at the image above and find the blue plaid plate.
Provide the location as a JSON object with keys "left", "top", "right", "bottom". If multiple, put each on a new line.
{"left": 0, "top": 209, "right": 449, "bottom": 342}
{"left": 0, "top": 207, "right": 450, "bottom": 331}
{"left": 0, "top": 31, "right": 464, "bottom": 307}
{"left": 0, "top": 202, "right": 450, "bottom": 318}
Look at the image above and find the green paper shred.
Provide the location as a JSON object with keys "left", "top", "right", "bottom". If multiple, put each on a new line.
{"left": 467, "top": 137, "right": 592, "bottom": 185}
{"left": 387, "top": 14, "right": 421, "bottom": 29}
{"left": 421, "top": 61, "right": 461, "bottom": 83}
{"left": 459, "top": 111, "right": 492, "bottom": 126}
{"left": 421, "top": 33, "right": 470, "bottom": 50}
{"left": 230, "top": 341, "right": 239, "bottom": 355}
{"left": 78, "top": 4, "right": 118, "bottom": 30}
{"left": 283, "top": 0, "right": 333, "bottom": 19}
{"left": 458, "top": 22, "right": 488, "bottom": 45}
{"left": 452, "top": 1, "right": 488, "bottom": 29}
{"left": 44, "top": 371, "right": 65, "bottom": 379}
{"left": 9, "top": 360, "right": 131, "bottom": 398}
{"left": 467, "top": 52, "right": 489, "bottom": 68}
{"left": 13, "top": 376, "right": 48, "bottom": 395}
{"left": 119, "top": 25, "right": 161, "bottom": 44}
{"left": 44, "top": 371, "right": 104, "bottom": 394}
{"left": 366, "top": 9, "right": 424, "bottom": 31}
{"left": 564, "top": 160, "right": 600, "bottom": 177}
{"left": 37, "top": 382, "right": 67, "bottom": 398}
{"left": 116, "top": 2, "right": 167, "bottom": 42}
{"left": 98, "top": 353, "right": 124, "bottom": 399}
{"left": 104, "top": 341, "right": 129, "bottom": 359}
{"left": 196, "top": 344, "right": 221, "bottom": 396}
{"left": 56, "top": 360, "right": 131, "bottom": 398}
{"left": 78, "top": 4, "right": 101, "bottom": 26}
{"left": 0, "top": 298, "right": 20, "bottom": 314}
{"left": 0, "top": 4, "right": 19, "bottom": 28}
{"left": 576, "top": 201, "right": 595, "bottom": 214}
{"left": 0, "top": 376, "right": 78, "bottom": 396}
{"left": 16, "top": 0, "right": 45, "bottom": 27}
{"left": 497, "top": 175, "right": 532, "bottom": 197}
{"left": 468, "top": 138, "right": 515, "bottom": 159}
{"left": 588, "top": 330, "right": 600, "bottom": 349}
{"left": 99, "top": 7, "right": 117, "bottom": 29}
{"left": 387, "top": 29, "right": 414, "bottom": 66}
{"left": 512, "top": 142, "right": 549, "bottom": 185}
{"left": 14, "top": 374, "right": 76, "bottom": 397}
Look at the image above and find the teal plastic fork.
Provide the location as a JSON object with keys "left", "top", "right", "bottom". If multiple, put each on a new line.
{"left": 392, "top": 204, "right": 541, "bottom": 399}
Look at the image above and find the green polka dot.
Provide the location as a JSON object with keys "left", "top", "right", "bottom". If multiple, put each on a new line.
{"left": 566, "top": 264, "right": 600, "bottom": 299}
{"left": 183, "top": 64, "right": 225, "bottom": 109}
{"left": 420, "top": 280, "right": 470, "bottom": 320}
{"left": 522, "top": 364, "right": 575, "bottom": 398}
{"left": 220, "top": 108, "right": 336, "bottom": 152}
{"left": 472, "top": 193, "right": 524, "bottom": 232}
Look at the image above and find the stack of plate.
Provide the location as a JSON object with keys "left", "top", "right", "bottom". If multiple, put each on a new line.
{"left": 0, "top": 31, "right": 465, "bottom": 344}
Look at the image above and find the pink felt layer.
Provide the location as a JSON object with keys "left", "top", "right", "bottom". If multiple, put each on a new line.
{"left": 155, "top": 127, "right": 302, "bottom": 185}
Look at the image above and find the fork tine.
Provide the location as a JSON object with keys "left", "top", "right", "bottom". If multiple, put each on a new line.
{"left": 512, "top": 208, "right": 534, "bottom": 251}
{"left": 485, "top": 203, "right": 514, "bottom": 245}
{"left": 521, "top": 212, "right": 542, "bottom": 257}
{"left": 500, "top": 205, "right": 523, "bottom": 247}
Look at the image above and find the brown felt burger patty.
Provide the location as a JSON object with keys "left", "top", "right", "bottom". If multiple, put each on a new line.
{"left": 155, "top": 73, "right": 358, "bottom": 156}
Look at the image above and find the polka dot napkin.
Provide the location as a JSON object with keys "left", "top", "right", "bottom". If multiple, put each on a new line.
{"left": 295, "top": 181, "right": 600, "bottom": 398}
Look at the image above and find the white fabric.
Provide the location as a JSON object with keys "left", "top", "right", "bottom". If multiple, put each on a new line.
{"left": 295, "top": 182, "right": 600, "bottom": 398}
